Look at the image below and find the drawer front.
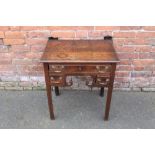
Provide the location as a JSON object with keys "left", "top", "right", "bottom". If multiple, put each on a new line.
{"left": 49, "top": 65, "right": 65, "bottom": 74}
{"left": 48, "top": 64, "right": 113, "bottom": 87}
{"left": 95, "top": 75, "right": 110, "bottom": 87}
{"left": 50, "top": 75, "right": 65, "bottom": 86}
{"left": 65, "top": 66, "right": 97, "bottom": 74}
{"left": 49, "top": 64, "right": 112, "bottom": 75}
{"left": 96, "top": 64, "right": 111, "bottom": 73}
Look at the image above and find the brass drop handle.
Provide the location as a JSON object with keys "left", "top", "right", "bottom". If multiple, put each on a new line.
{"left": 51, "top": 65, "right": 64, "bottom": 73}
{"left": 51, "top": 76, "right": 63, "bottom": 84}
{"left": 96, "top": 65, "right": 110, "bottom": 73}
{"left": 96, "top": 77, "right": 110, "bottom": 86}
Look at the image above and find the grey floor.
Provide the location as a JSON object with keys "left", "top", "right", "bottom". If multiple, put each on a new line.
{"left": 0, "top": 90, "right": 155, "bottom": 129}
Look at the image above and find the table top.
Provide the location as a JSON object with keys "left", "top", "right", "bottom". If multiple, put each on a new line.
{"left": 40, "top": 40, "right": 119, "bottom": 63}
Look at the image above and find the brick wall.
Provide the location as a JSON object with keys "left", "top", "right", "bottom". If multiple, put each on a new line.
{"left": 0, "top": 26, "right": 155, "bottom": 91}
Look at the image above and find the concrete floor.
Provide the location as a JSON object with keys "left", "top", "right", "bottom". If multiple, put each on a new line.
{"left": 0, "top": 90, "right": 155, "bottom": 128}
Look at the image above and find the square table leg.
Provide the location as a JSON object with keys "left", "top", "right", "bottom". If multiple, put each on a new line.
{"left": 43, "top": 63, "right": 55, "bottom": 120}
{"left": 104, "top": 64, "right": 116, "bottom": 121}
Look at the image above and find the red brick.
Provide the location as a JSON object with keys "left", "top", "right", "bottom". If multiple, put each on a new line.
{"left": 9, "top": 26, "right": 21, "bottom": 31}
{"left": 16, "top": 65, "right": 38, "bottom": 76}
{"left": 115, "top": 45, "right": 135, "bottom": 52}
{"left": 47, "top": 26, "right": 93, "bottom": 30}
{"left": 28, "top": 31, "right": 50, "bottom": 38}
{"left": 12, "top": 52, "right": 29, "bottom": 59}
{"left": 99, "top": 31, "right": 112, "bottom": 37}
{"left": 13, "top": 52, "right": 42, "bottom": 59}
{"left": 76, "top": 31, "right": 88, "bottom": 38}
{"left": 0, "top": 31, "right": 4, "bottom": 38}
{"left": 11, "top": 45, "right": 30, "bottom": 53}
{"left": 12, "top": 59, "right": 36, "bottom": 65}
{"left": 88, "top": 31, "right": 112, "bottom": 38}
{"left": 20, "top": 26, "right": 47, "bottom": 31}
{"left": 133, "top": 59, "right": 155, "bottom": 66}
{"left": 0, "top": 26, "right": 9, "bottom": 31}
{"left": 117, "top": 52, "right": 138, "bottom": 59}
{"left": 146, "top": 39, "right": 155, "bottom": 46}
{"left": 144, "top": 65, "right": 154, "bottom": 71}
{"left": 115, "top": 71, "right": 130, "bottom": 77}
{"left": 136, "top": 32, "right": 155, "bottom": 38}
{"left": 88, "top": 31, "right": 103, "bottom": 38}
{"left": 152, "top": 47, "right": 155, "bottom": 52}
{"left": 134, "top": 66, "right": 145, "bottom": 71}
{"left": 51, "top": 31, "right": 75, "bottom": 38}
{"left": 95, "top": 26, "right": 120, "bottom": 31}
{"left": 0, "top": 52, "right": 13, "bottom": 59}
{"left": 117, "top": 65, "right": 133, "bottom": 71}
{"left": 0, "top": 45, "right": 9, "bottom": 53}
{"left": 118, "top": 60, "right": 131, "bottom": 65}
{"left": 26, "top": 38, "right": 47, "bottom": 45}
{"left": 123, "top": 38, "right": 148, "bottom": 45}
{"left": 3, "top": 39, "right": 25, "bottom": 45}
{"left": 0, "top": 58, "right": 12, "bottom": 65}
{"left": 17, "top": 65, "right": 31, "bottom": 73}
{"left": 115, "top": 77, "right": 130, "bottom": 83}
{"left": 20, "top": 65, "right": 43, "bottom": 76}
{"left": 26, "top": 52, "right": 42, "bottom": 59}
{"left": 139, "top": 53, "right": 152, "bottom": 59}
{"left": 143, "top": 26, "right": 155, "bottom": 31}
{"left": 5, "top": 31, "right": 26, "bottom": 39}
{"left": 74, "top": 26, "right": 93, "bottom": 30}
{"left": 0, "top": 39, "right": 3, "bottom": 44}
{"left": 31, "top": 65, "right": 43, "bottom": 72}
{"left": 120, "top": 26, "right": 142, "bottom": 30}
{"left": 134, "top": 46, "right": 151, "bottom": 52}
{"left": 113, "top": 39, "right": 124, "bottom": 46}
{"left": 37, "top": 71, "right": 44, "bottom": 76}
{"left": 115, "top": 38, "right": 154, "bottom": 46}
{"left": 150, "top": 53, "right": 155, "bottom": 59}
{"left": 131, "top": 77, "right": 150, "bottom": 87}
{"left": 131, "top": 71, "right": 152, "bottom": 77}
{"left": 114, "top": 82, "right": 130, "bottom": 88}
{"left": 0, "top": 65, "right": 15, "bottom": 72}
{"left": 31, "top": 45, "right": 46, "bottom": 52}
{"left": 113, "top": 32, "right": 136, "bottom": 38}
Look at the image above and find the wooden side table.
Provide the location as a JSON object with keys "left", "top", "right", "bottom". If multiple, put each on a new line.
{"left": 40, "top": 36, "right": 119, "bottom": 120}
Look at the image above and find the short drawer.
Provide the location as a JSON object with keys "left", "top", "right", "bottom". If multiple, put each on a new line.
{"left": 96, "top": 64, "right": 112, "bottom": 73}
{"left": 50, "top": 75, "right": 65, "bottom": 86}
{"left": 49, "top": 65, "right": 65, "bottom": 74}
{"left": 95, "top": 75, "right": 110, "bottom": 87}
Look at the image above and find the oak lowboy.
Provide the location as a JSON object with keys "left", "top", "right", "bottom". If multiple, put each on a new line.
{"left": 40, "top": 36, "right": 119, "bottom": 120}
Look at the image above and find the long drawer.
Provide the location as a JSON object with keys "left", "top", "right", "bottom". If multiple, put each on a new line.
{"left": 49, "top": 64, "right": 112, "bottom": 76}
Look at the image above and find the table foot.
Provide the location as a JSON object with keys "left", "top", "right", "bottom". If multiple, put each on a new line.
{"left": 100, "top": 87, "right": 104, "bottom": 97}
{"left": 50, "top": 112, "right": 55, "bottom": 120}
{"left": 55, "top": 86, "right": 60, "bottom": 96}
{"left": 104, "top": 117, "right": 108, "bottom": 121}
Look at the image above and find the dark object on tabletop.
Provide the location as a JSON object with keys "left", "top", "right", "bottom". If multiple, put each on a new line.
{"left": 40, "top": 36, "right": 119, "bottom": 120}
